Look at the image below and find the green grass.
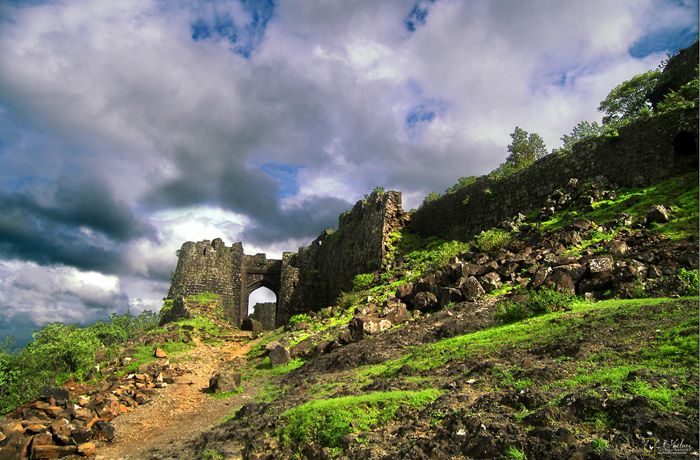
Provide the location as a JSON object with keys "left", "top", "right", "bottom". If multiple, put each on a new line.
{"left": 187, "top": 292, "right": 220, "bottom": 303}
{"left": 361, "top": 297, "right": 696, "bottom": 380}
{"left": 280, "top": 389, "right": 442, "bottom": 448}
{"left": 209, "top": 387, "right": 244, "bottom": 399}
{"left": 120, "top": 341, "right": 192, "bottom": 374}
{"left": 506, "top": 446, "right": 527, "bottom": 459}
{"left": 538, "top": 173, "right": 698, "bottom": 240}
{"left": 473, "top": 228, "right": 514, "bottom": 252}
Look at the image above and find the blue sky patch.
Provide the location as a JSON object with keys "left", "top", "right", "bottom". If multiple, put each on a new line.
{"left": 260, "top": 162, "right": 302, "bottom": 198}
{"left": 405, "top": 100, "right": 447, "bottom": 137}
{"left": 405, "top": 0, "right": 437, "bottom": 32}
{"left": 629, "top": 26, "right": 698, "bottom": 58}
{"left": 190, "top": 0, "right": 276, "bottom": 58}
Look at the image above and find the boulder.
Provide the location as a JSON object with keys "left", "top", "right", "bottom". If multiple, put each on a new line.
{"left": 395, "top": 282, "right": 414, "bottom": 299}
{"left": 31, "top": 432, "right": 53, "bottom": 447}
{"left": 39, "top": 387, "right": 69, "bottom": 406}
{"left": 588, "top": 256, "right": 614, "bottom": 274}
{"left": 607, "top": 240, "right": 628, "bottom": 255}
{"left": 290, "top": 338, "right": 314, "bottom": 359}
{"left": 543, "top": 270, "right": 576, "bottom": 295}
{"left": 71, "top": 407, "right": 94, "bottom": 422}
{"left": 459, "top": 276, "right": 485, "bottom": 301}
{"left": 382, "top": 300, "right": 410, "bottom": 324}
{"left": 413, "top": 291, "right": 438, "bottom": 310}
{"left": 265, "top": 342, "right": 291, "bottom": 367}
{"left": 349, "top": 316, "right": 392, "bottom": 341}
{"left": 646, "top": 205, "right": 670, "bottom": 225}
{"left": 571, "top": 218, "right": 594, "bottom": 230}
{"left": 208, "top": 370, "right": 242, "bottom": 393}
{"left": 91, "top": 420, "right": 115, "bottom": 442}
{"left": 437, "top": 287, "right": 464, "bottom": 307}
{"left": 70, "top": 426, "right": 93, "bottom": 444}
{"left": 552, "top": 263, "right": 586, "bottom": 282}
{"left": 77, "top": 442, "right": 97, "bottom": 457}
{"left": 29, "top": 444, "right": 78, "bottom": 459}
{"left": 153, "top": 348, "right": 167, "bottom": 359}
{"left": 531, "top": 267, "right": 552, "bottom": 288}
{"left": 480, "top": 272, "right": 502, "bottom": 293}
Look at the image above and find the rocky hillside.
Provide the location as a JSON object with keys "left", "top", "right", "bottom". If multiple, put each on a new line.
{"left": 143, "top": 171, "right": 698, "bottom": 460}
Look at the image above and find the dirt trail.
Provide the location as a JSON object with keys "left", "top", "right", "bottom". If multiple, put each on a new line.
{"left": 96, "top": 336, "right": 258, "bottom": 460}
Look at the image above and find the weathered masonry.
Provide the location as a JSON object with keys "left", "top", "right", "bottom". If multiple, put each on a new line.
{"left": 167, "top": 239, "right": 282, "bottom": 326}
{"left": 168, "top": 191, "right": 408, "bottom": 326}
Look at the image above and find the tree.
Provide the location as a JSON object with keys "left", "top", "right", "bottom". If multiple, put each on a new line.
{"left": 597, "top": 70, "right": 661, "bottom": 125}
{"left": 555, "top": 120, "right": 603, "bottom": 153}
{"left": 505, "top": 127, "right": 548, "bottom": 168}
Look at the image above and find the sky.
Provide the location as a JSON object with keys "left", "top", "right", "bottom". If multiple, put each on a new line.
{"left": 0, "top": 0, "right": 697, "bottom": 347}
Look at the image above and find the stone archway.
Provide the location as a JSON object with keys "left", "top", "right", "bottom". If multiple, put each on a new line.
{"left": 246, "top": 285, "right": 277, "bottom": 330}
{"left": 238, "top": 253, "right": 282, "bottom": 327}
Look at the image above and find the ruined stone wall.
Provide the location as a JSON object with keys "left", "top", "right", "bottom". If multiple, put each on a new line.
{"left": 277, "top": 191, "right": 408, "bottom": 322}
{"left": 250, "top": 302, "right": 277, "bottom": 330}
{"left": 410, "top": 108, "right": 699, "bottom": 241}
{"left": 168, "top": 238, "right": 243, "bottom": 323}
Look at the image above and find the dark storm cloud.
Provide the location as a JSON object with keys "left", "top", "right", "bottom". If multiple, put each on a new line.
{"left": 0, "top": 178, "right": 153, "bottom": 272}
{"left": 241, "top": 195, "right": 352, "bottom": 244}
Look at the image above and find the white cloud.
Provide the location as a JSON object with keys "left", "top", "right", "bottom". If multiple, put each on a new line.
{"left": 0, "top": 0, "right": 694, "bottom": 337}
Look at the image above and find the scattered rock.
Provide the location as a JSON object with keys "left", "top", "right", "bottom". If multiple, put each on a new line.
{"left": 459, "top": 276, "right": 486, "bottom": 301}
{"left": 209, "top": 370, "right": 242, "bottom": 393}
{"left": 588, "top": 256, "right": 614, "bottom": 274}
{"left": 153, "top": 348, "right": 167, "bottom": 359}
{"left": 413, "top": 291, "right": 438, "bottom": 310}
{"left": 646, "top": 204, "right": 670, "bottom": 225}
{"left": 29, "top": 444, "right": 78, "bottom": 459}
{"left": 77, "top": 442, "right": 97, "bottom": 457}
{"left": 265, "top": 342, "right": 291, "bottom": 367}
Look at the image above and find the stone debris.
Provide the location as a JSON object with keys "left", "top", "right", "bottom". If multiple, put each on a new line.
{"left": 0, "top": 360, "right": 188, "bottom": 459}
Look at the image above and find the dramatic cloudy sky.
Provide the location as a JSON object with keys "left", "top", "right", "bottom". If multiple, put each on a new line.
{"left": 0, "top": 0, "right": 697, "bottom": 346}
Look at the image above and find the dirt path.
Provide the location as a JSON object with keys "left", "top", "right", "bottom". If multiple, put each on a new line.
{"left": 95, "top": 336, "right": 259, "bottom": 460}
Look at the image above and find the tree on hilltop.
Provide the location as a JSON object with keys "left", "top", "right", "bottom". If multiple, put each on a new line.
{"left": 505, "top": 126, "right": 547, "bottom": 168}
{"left": 597, "top": 70, "right": 661, "bottom": 126}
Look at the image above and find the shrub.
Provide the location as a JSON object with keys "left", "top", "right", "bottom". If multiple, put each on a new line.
{"left": 352, "top": 273, "right": 375, "bottom": 291}
{"left": 495, "top": 289, "right": 575, "bottom": 324}
{"left": 445, "top": 176, "right": 478, "bottom": 194}
{"left": 473, "top": 229, "right": 513, "bottom": 252}
{"left": 87, "top": 321, "right": 128, "bottom": 346}
{"left": 677, "top": 268, "right": 699, "bottom": 296}
{"left": 26, "top": 323, "right": 101, "bottom": 375}
{"left": 288, "top": 313, "right": 312, "bottom": 326}
{"left": 337, "top": 291, "right": 362, "bottom": 311}
{"left": 422, "top": 191, "right": 440, "bottom": 206}
{"left": 657, "top": 78, "right": 698, "bottom": 114}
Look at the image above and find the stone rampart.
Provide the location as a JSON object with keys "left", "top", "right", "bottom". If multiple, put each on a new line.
{"left": 409, "top": 108, "right": 698, "bottom": 241}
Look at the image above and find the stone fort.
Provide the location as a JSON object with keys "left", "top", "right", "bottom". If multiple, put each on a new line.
{"left": 168, "top": 43, "right": 698, "bottom": 327}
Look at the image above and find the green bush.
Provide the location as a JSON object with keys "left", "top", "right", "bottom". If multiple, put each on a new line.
{"left": 495, "top": 289, "right": 575, "bottom": 324}
{"left": 288, "top": 313, "right": 312, "bottom": 326}
{"left": 473, "top": 229, "right": 513, "bottom": 253}
{"left": 352, "top": 273, "right": 375, "bottom": 291}
{"left": 677, "top": 268, "right": 699, "bottom": 296}
{"left": 657, "top": 78, "right": 698, "bottom": 114}
{"left": 87, "top": 321, "right": 128, "bottom": 346}
{"left": 26, "top": 323, "right": 101, "bottom": 375}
